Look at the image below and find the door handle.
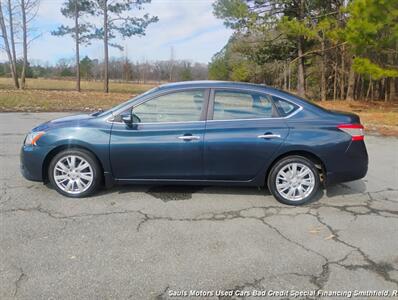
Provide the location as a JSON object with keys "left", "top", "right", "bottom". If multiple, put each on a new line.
{"left": 257, "top": 134, "right": 281, "bottom": 139}
{"left": 178, "top": 135, "right": 200, "bottom": 141}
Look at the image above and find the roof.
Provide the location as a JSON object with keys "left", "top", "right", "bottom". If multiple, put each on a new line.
{"left": 157, "top": 80, "right": 268, "bottom": 91}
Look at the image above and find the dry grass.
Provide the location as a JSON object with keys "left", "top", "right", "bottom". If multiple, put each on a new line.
{"left": 0, "top": 89, "right": 134, "bottom": 112}
{"left": 319, "top": 100, "right": 398, "bottom": 136}
{"left": 0, "top": 77, "right": 155, "bottom": 94}
{"left": 0, "top": 78, "right": 397, "bottom": 136}
{"left": 0, "top": 77, "right": 155, "bottom": 112}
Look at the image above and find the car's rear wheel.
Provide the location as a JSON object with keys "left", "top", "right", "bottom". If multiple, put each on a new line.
{"left": 48, "top": 149, "right": 101, "bottom": 198}
{"left": 267, "top": 155, "right": 320, "bottom": 205}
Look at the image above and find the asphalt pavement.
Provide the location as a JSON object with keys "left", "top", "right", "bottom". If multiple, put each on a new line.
{"left": 0, "top": 113, "right": 397, "bottom": 299}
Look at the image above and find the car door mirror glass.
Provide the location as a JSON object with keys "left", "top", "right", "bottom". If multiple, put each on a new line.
{"left": 121, "top": 110, "right": 133, "bottom": 125}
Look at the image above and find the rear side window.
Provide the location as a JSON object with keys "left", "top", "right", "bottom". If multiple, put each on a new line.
{"left": 272, "top": 96, "right": 300, "bottom": 117}
{"left": 213, "top": 90, "right": 277, "bottom": 120}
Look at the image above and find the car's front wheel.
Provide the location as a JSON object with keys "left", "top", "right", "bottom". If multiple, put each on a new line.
{"left": 48, "top": 149, "right": 101, "bottom": 198}
{"left": 268, "top": 155, "right": 320, "bottom": 205}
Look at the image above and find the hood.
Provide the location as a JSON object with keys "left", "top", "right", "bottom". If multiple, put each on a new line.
{"left": 32, "top": 114, "right": 94, "bottom": 132}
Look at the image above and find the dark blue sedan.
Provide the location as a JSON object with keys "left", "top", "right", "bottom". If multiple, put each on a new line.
{"left": 20, "top": 81, "right": 368, "bottom": 205}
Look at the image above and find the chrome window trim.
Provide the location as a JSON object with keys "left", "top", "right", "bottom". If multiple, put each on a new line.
{"left": 206, "top": 106, "right": 303, "bottom": 123}
{"left": 207, "top": 87, "right": 303, "bottom": 122}
{"left": 105, "top": 85, "right": 304, "bottom": 124}
{"left": 109, "top": 120, "right": 206, "bottom": 125}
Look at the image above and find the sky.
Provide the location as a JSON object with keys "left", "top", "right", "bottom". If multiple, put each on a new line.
{"left": 1, "top": 0, "right": 233, "bottom": 65}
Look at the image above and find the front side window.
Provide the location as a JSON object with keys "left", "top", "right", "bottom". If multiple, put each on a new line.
{"left": 213, "top": 90, "right": 276, "bottom": 120}
{"left": 133, "top": 90, "right": 205, "bottom": 123}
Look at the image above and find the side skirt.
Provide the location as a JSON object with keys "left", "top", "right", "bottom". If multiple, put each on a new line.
{"left": 113, "top": 178, "right": 260, "bottom": 187}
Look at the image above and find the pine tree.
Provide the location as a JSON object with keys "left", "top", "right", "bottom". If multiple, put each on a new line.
{"left": 89, "top": 0, "right": 158, "bottom": 93}
{"left": 52, "top": 0, "right": 95, "bottom": 92}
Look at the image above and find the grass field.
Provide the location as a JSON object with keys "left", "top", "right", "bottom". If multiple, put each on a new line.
{"left": 0, "top": 78, "right": 397, "bottom": 136}
{"left": 0, "top": 77, "right": 155, "bottom": 94}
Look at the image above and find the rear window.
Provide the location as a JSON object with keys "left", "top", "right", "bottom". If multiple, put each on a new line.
{"left": 272, "top": 96, "right": 300, "bottom": 117}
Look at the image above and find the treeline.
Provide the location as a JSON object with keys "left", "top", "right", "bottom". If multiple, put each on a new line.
{"left": 209, "top": 0, "right": 398, "bottom": 101}
{"left": 0, "top": 0, "right": 158, "bottom": 92}
{"left": 0, "top": 57, "right": 208, "bottom": 83}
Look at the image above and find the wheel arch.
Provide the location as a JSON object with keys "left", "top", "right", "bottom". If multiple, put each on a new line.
{"left": 42, "top": 144, "right": 105, "bottom": 183}
{"left": 265, "top": 150, "right": 327, "bottom": 188}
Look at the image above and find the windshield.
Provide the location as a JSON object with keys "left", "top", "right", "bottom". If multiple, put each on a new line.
{"left": 94, "top": 87, "right": 159, "bottom": 117}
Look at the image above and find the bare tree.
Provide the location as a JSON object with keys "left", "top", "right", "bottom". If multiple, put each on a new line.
{"left": 20, "top": 0, "right": 40, "bottom": 89}
{"left": 0, "top": 0, "right": 19, "bottom": 88}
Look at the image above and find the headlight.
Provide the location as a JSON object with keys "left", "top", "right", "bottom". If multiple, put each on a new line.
{"left": 24, "top": 131, "right": 45, "bottom": 146}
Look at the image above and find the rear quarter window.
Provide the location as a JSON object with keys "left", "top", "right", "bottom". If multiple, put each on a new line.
{"left": 272, "top": 96, "right": 300, "bottom": 117}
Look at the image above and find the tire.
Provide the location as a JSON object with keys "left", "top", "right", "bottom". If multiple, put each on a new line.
{"left": 48, "top": 149, "right": 101, "bottom": 198}
{"left": 267, "top": 155, "right": 320, "bottom": 205}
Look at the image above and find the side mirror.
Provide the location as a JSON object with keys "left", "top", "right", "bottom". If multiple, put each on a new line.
{"left": 121, "top": 109, "right": 133, "bottom": 125}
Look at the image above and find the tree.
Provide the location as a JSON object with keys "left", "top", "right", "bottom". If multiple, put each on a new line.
{"left": 344, "top": 0, "right": 398, "bottom": 101}
{"left": 0, "top": 0, "right": 19, "bottom": 88}
{"left": 213, "top": 0, "right": 316, "bottom": 96}
{"left": 56, "top": 58, "right": 74, "bottom": 77}
{"left": 209, "top": 47, "right": 230, "bottom": 80}
{"left": 20, "top": 0, "right": 40, "bottom": 89}
{"left": 80, "top": 55, "right": 93, "bottom": 80}
{"left": 179, "top": 61, "right": 192, "bottom": 81}
{"left": 90, "top": 0, "right": 158, "bottom": 93}
{"left": 52, "top": 0, "right": 94, "bottom": 91}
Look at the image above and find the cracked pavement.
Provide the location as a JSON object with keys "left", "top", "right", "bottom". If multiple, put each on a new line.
{"left": 0, "top": 113, "right": 397, "bottom": 299}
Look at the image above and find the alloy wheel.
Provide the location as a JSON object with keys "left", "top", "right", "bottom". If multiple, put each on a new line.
{"left": 275, "top": 162, "right": 315, "bottom": 201}
{"left": 53, "top": 155, "right": 94, "bottom": 195}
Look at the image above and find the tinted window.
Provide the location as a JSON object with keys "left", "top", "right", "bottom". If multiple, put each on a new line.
{"left": 272, "top": 96, "right": 299, "bottom": 117}
{"left": 213, "top": 90, "right": 275, "bottom": 120}
{"left": 133, "top": 90, "right": 204, "bottom": 123}
{"left": 98, "top": 87, "right": 159, "bottom": 117}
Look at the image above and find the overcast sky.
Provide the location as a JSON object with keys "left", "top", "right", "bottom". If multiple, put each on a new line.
{"left": 0, "top": 0, "right": 233, "bottom": 65}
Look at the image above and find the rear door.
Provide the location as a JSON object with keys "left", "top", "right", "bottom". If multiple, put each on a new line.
{"left": 204, "top": 89, "right": 289, "bottom": 181}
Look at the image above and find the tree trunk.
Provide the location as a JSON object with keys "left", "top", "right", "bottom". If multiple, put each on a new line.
{"left": 366, "top": 76, "right": 372, "bottom": 101}
{"left": 103, "top": 0, "right": 109, "bottom": 93}
{"left": 6, "top": 0, "right": 19, "bottom": 88}
{"left": 346, "top": 56, "right": 355, "bottom": 101}
{"left": 340, "top": 44, "right": 345, "bottom": 99}
{"left": 378, "top": 80, "right": 383, "bottom": 100}
{"left": 283, "top": 61, "right": 287, "bottom": 90}
{"left": 74, "top": 0, "right": 80, "bottom": 92}
{"left": 20, "top": 0, "right": 28, "bottom": 89}
{"left": 296, "top": 0, "right": 305, "bottom": 97}
{"left": 384, "top": 78, "right": 388, "bottom": 102}
{"left": 0, "top": 3, "right": 18, "bottom": 87}
{"left": 333, "top": 62, "right": 337, "bottom": 100}
{"left": 390, "top": 78, "right": 396, "bottom": 101}
{"left": 320, "top": 38, "right": 326, "bottom": 100}
{"left": 359, "top": 75, "right": 364, "bottom": 100}
{"left": 297, "top": 37, "right": 305, "bottom": 97}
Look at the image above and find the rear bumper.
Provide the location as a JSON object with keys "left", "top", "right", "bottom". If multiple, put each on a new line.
{"left": 325, "top": 140, "right": 368, "bottom": 186}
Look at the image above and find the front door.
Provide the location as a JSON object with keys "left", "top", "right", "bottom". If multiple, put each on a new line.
{"left": 204, "top": 89, "right": 289, "bottom": 181}
{"left": 110, "top": 89, "right": 208, "bottom": 180}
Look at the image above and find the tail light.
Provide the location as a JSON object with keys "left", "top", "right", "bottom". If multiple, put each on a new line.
{"left": 337, "top": 124, "right": 364, "bottom": 141}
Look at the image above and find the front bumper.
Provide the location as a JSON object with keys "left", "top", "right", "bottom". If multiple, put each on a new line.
{"left": 20, "top": 145, "right": 50, "bottom": 182}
